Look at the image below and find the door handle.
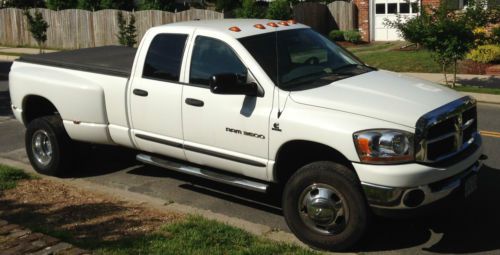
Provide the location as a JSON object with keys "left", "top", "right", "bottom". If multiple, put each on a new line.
{"left": 185, "top": 98, "right": 204, "bottom": 107}
{"left": 133, "top": 89, "right": 148, "bottom": 97}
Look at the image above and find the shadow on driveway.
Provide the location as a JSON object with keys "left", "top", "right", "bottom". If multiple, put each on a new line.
{"left": 457, "top": 76, "right": 500, "bottom": 89}
{"left": 360, "top": 164, "right": 500, "bottom": 253}
{"left": 0, "top": 61, "right": 13, "bottom": 117}
{"left": 0, "top": 61, "right": 11, "bottom": 81}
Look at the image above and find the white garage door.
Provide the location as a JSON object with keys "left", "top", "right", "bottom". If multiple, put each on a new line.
{"left": 374, "top": 0, "right": 419, "bottom": 41}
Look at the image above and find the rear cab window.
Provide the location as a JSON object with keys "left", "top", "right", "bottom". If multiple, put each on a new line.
{"left": 143, "top": 33, "right": 188, "bottom": 82}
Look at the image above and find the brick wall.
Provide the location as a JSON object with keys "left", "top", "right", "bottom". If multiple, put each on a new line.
{"left": 354, "top": 0, "right": 370, "bottom": 41}
{"left": 422, "top": 0, "right": 441, "bottom": 8}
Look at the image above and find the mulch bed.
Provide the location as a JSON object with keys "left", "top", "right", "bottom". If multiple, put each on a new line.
{"left": 0, "top": 178, "right": 183, "bottom": 249}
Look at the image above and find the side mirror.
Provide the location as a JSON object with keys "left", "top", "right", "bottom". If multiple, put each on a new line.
{"left": 209, "top": 73, "right": 259, "bottom": 97}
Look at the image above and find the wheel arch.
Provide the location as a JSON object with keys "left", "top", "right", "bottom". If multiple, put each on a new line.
{"left": 273, "top": 140, "right": 357, "bottom": 184}
{"left": 22, "top": 95, "right": 60, "bottom": 126}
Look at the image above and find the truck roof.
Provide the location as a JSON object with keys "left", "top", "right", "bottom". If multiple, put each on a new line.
{"left": 162, "top": 19, "right": 309, "bottom": 38}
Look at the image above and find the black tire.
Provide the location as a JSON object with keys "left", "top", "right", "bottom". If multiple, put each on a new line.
{"left": 282, "top": 161, "right": 369, "bottom": 251}
{"left": 25, "top": 116, "right": 73, "bottom": 176}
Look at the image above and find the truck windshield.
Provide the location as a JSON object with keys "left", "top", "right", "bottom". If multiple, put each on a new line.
{"left": 239, "top": 28, "right": 373, "bottom": 91}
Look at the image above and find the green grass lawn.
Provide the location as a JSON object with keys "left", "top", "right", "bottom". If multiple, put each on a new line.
{"left": 0, "top": 164, "right": 31, "bottom": 191}
{"left": 344, "top": 42, "right": 451, "bottom": 73}
{"left": 354, "top": 49, "right": 445, "bottom": 73}
{"left": 93, "top": 216, "right": 318, "bottom": 255}
{"left": 453, "top": 86, "right": 500, "bottom": 95}
{"left": 34, "top": 215, "right": 319, "bottom": 255}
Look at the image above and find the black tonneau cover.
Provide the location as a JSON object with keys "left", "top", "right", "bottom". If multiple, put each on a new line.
{"left": 18, "top": 46, "right": 137, "bottom": 78}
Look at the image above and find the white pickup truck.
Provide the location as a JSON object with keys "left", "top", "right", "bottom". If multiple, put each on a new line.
{"left": 9, "top": 19, "right": 485, "bottom": 251}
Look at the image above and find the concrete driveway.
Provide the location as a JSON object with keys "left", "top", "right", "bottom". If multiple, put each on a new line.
{"left": 2, "top": 60, "right": 500, "bottom": 254}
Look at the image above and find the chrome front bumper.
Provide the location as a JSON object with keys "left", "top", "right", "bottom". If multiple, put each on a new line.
{"left": 361, "top": 159, "right": 483, "bottom": 209}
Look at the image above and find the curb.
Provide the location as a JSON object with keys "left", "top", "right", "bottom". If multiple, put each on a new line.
{"left": 0, "top": 157, "right": 352, "bottom": 255}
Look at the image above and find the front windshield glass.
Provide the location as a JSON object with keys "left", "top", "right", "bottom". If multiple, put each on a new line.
{"left": 239, "top": 28, "right": 373, "bottom": 91}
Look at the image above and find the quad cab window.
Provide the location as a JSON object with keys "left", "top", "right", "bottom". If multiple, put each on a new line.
{"left": 143, "top": 33, "right": 188, "bottom": 82}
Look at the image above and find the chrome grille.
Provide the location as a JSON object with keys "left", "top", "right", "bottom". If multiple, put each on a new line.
{"left": 415, "top": 97, "right": 478, "bottom": 163}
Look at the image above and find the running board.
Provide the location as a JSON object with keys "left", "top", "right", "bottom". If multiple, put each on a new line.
{"left": 136, "top": 154, "right": 269, "bottom": 193}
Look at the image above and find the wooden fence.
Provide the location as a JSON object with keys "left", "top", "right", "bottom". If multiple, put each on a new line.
{"left": 293, "top": 1, "right": 356, "bottom": 35}
{"left": 0, "top": 8, "right": 223, "bottom": 49}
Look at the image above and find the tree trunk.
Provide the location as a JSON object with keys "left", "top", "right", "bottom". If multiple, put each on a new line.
{"left": 442, "top": 63, "right": 448, "bottom": 86}
{"left": 452, "top": 60, "right": 457, "bottom": 88}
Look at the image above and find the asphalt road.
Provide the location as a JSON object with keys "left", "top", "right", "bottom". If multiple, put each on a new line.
{"left": 1, "top": 60, "right": 500, "bottom": 254}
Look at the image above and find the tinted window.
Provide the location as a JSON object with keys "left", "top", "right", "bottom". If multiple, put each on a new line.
{"left": 376, "top": 3, "right": 386, "bottom": 14}
{"left": 190, "top": 36, "right": 247, "bottom": 86}
{"left": 240, "top": 29, "right": 369, "bottom": 91}
{"left": 143, "top": 34, "right": 188, "bottom": 82}
{"left": 238, "top": 33, "right": 278, "bottom": 84}
{"left": 388, "top": 3, "right": 397, "bottom": 13}
{"left": 399, "top": 3, "right": 410, "bottom": 13}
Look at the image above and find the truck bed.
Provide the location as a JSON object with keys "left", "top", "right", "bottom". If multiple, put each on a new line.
{"left": 18, "top": 46, "right": 136, "bottom": 78}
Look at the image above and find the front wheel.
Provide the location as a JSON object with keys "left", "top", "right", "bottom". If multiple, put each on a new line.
{"left": 25, "top": 116, "right": 73, "bottom": 176}
{"left": 282, "top": 161, "right": 369, "bottom": 251}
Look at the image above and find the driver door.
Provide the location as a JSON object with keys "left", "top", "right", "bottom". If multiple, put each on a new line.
{"left": 181, "top": 34, "right": 272, "bottom": 181}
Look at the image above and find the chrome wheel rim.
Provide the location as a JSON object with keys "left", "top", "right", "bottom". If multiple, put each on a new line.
{"left": 298, "top": 183, "right": 349, "bottom": 235}
{"left": 31, "top": 130, "right": 53, "bottom": 166}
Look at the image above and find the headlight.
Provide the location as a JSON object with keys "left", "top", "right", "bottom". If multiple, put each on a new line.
{"left": 353, "top": 129, "right": 414, "bottom": 164}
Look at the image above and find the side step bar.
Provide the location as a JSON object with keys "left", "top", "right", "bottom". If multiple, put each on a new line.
{"left": 136, "top": 154, "right": 269, "bottom": 193}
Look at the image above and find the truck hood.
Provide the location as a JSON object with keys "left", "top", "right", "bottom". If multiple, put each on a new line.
{"left": 289, "top": 70, "right": 463, "bottom": 128}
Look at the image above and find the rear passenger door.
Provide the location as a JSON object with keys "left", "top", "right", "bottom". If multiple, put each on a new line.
{"left": 129, "top": 30, "right": 192, "bottom": 160}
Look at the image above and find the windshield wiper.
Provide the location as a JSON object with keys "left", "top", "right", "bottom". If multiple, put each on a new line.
{"left": 281, "top": 71, "right": 326, "bottom": 88}
{"left": 331, "top": 63, "right": 372, "bottom": 74}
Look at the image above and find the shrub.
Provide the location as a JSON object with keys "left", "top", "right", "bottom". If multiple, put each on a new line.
{"left": 77, "top": 0, "right": 101, "bottom": 10}
{"left": 4, "top": 0, "right": 45, "bottom": 8}
{"left": 266, "top": 0, "right": 291, "bottom": 20}
{"left": 46, "top": 0, "right": 77, "bottom": 10}
{"left": 343, "top": 30, "right": 361, "bottom": 43}
{"left": 117, "top": 11, "right": 137, "bottom": 47}
{"left": 215, "top": 0, "right": 240, "bottom": 12}
{"left": 329, "top": 30, "right": 344, "bottom": 41}
{"left": 492, "top": 26, "right": 500, "bottom": 44}
{"left": 467, "top": 44, "right": 500, "bottom": 63}
{"left": 139, "top": 0, "right": 175, "bottom": 11}
{"left": 472, "top": 27, "right": 490, "bottom": 46}
{"left": 235, "top": 0, "right": 265, "bottom": 18}
{"left": 385, "top": 16, "right": 429, "bottom": 47}
{"left": 100, "top": 0, "right": 135, "bottom": 11}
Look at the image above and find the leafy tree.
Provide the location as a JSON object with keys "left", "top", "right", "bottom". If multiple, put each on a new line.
{"left": 139, "top": 0, "right": 176, "bottom": 11}
{"left": 385, "top": 0, "right": 488, "bottom": 87}
{"left": 101, "top": 0, "right": 135, "bottom": 10}
{"left": 24, "top": 9, "right": 49, "bottom": 53}
{"left": 46, "top": 0, "right": 78, "bottom": 10}
{"left": 117, "top": 11, "right": 137, "bottom": 47}
{"left": 215, "top": 0, "right": 240, "bottom": 12}
{"left": 4, "top": 0, "right": 45, "bottom": 8}
{"left": 77, "top": 0, "right": 102, "bottom": 10}
{"left": 235, "top": 0, "right": 265, "bottom": 18}
{"left": 423, "top": 5, "right": 473, "bottom": 87}
{"left": 267, "top": 0, "right": 292, "bottom": 20}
